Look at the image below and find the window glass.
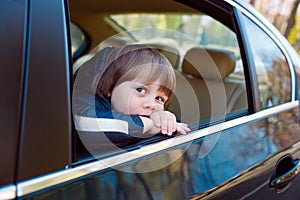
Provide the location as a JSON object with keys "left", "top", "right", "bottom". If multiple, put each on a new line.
{"left": 71, "top": 23, "right": 87, "bottom": 58}
{"left": 242, "top": 15, "right": 291, "bottom": 109}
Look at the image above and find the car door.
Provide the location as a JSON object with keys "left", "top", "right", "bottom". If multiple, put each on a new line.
{"left": 202, "top": 1, "right": 299, "bottom": 199}
{"left": 67, "top": 0, "right": 300, "bottom": 199}
{"left": 2, "top": 0, "right": 300, "bottom": 199}
{"left": 205, "top": 1, "right": 300, "bottom": 199}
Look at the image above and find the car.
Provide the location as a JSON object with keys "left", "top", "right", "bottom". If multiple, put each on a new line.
{"left": 1, "top": 0, "right": 300, "bottom": 199}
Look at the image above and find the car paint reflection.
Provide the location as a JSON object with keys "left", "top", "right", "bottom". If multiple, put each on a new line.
{"left": 24, "top": 107, "right": 300, "bottom": 199}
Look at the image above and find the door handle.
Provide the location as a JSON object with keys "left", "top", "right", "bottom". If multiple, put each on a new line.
{"left": 269, "top": 154, "right": 300, "bottom": 193}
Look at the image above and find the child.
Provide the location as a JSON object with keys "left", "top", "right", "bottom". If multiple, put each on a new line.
{"left": 73, "top": 44, "right": 190, "bottom": 148}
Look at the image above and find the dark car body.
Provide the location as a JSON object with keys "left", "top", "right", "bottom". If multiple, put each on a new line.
{"left": 1, "top": 0, "right": 300, "bottom": 199}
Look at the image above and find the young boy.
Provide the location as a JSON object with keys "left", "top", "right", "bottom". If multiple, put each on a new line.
{"left": 73, "top": 44, "right": 190, "bottom": 148}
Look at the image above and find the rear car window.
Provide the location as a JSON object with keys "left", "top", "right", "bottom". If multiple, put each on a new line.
{"left": 241, "top": 15, "right": 292, "bottom": 110}
{"left": 72, "top": 12, "right": 249, "bottom": 160}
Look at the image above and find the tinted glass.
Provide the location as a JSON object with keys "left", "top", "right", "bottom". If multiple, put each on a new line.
{"left": 242, "top": 15, "right": 291, "bottom": 109}
{"left": 71, "top": 23, "right": 88, "bottom": 58}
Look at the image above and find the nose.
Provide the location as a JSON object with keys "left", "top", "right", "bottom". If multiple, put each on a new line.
{"left": 143, "top": 98, "right": 158, "bottom": 111}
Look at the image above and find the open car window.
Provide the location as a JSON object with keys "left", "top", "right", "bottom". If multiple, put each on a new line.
{"left": 108, "top": 14, "right": 239, "bottom": 53}
{"left": 72, "top": 11, "right": 249, "bottom": 162}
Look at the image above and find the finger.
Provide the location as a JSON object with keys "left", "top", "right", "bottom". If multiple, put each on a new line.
{"left": 166, "top": 117, "right": 175, "bottom": 136}
{"left": 176, "top": 123, "right": 191, "bottom": 134}
{"left": 175, "top": 126, "right": 184, "bottom": 134}
{"left": 151, "top": 112, "right": 161, "bottom": 127}
{"left": 183, "top": 126, "right": 191, "bottom": 133}
{"left": 160, "top": 115, "right": 168, "bottom": 135}
{"left": 179, "top": 122, "right": 188, "bottom": 127}
{"left": 169, "top": 115, "right": 177, "bottom": 135}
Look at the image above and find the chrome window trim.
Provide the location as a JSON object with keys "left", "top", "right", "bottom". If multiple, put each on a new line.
{"left": 0, "top": 185, "right": 16, "bottom": 200}
{"left": 17, "top": 100, "right": 299, "bottom": 197}
{"left": 225, "top": 0, "right": 296, "bottom": 101}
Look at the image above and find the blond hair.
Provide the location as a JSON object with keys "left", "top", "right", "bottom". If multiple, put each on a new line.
{"left": 93, "top": 44, "right": 176, "bottom": 104}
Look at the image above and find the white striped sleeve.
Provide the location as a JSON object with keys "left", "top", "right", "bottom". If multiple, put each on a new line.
{"left": 74, "top": 115, "right": 129, "bottom": 134}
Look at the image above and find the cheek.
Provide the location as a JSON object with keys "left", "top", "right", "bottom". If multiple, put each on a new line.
{"left": 157, "top": 104, "right": 165, "bottom": 111}
{"left": 111, "top": 90, "right": 141, "bottom": 114}
{"left": 111, "top": 90, "right": 131, "bottom": 113}
{"left": 127, "top": 95, "right": 142, "bottom": 111}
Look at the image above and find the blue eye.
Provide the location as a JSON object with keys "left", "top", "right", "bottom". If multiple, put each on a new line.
{"left": 136, "top": 87, "right": 146, "bottom": 94}
{"left": 156, "top": 96, "right": 165, "bottom": 103}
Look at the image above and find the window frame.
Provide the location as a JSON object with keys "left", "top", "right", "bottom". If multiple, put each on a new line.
{"left": 232, "top": 2, "right": 297, "bottom": 112}
{"left": 71, "top": 0, "right": 248, "bottom": 164}
{"left": 16, "top": 0, "right": 71, "bottom": 183}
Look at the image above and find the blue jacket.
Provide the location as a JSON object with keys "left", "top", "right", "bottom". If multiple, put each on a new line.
{"left": 73, "top": 47, "right": 145, "bottom": 149}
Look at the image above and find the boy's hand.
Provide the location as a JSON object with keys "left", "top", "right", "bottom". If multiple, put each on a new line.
{"left": 175, "top": 122, "right": 190, "bottom": 135}
{"left": 150, "top": 111, "right": 190, "bottom": 136}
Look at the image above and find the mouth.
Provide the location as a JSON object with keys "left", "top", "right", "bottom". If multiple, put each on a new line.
{"left": 138, "top": 114, "right": 151, "bottom": 118}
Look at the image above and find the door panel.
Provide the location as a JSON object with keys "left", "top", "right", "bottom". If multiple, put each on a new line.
{"left": 0, "top": 0, "right": 26, "bottom": 187}
{"left": 22, "top": 105, "right": 300, "bottom": 199}
{"left": 198, "top": 106, "right": 300, "bottom": 199}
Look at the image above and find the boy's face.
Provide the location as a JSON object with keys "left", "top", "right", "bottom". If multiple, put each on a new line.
{"left": 110, "top": 79, "right": 168, "bottom": 116}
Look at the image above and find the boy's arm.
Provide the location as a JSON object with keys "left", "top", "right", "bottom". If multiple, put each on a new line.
{"left": 140, "top": 116, "right": 160, "bottom": 135}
